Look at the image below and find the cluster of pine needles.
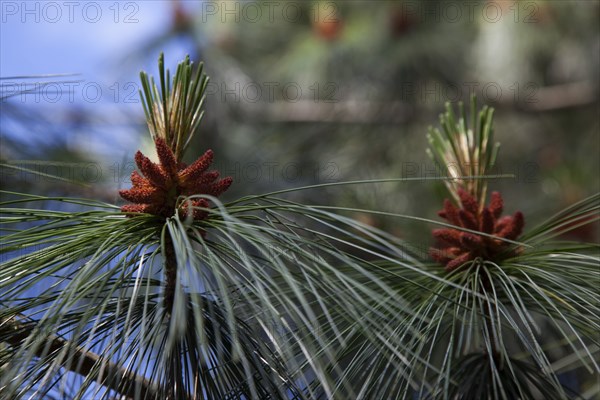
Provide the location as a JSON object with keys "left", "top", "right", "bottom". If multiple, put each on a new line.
{"left": 1, "top": 55, "right": 598, "bottom": 400}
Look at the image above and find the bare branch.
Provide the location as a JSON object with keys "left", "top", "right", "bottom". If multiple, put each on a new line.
{"left": 1, "top": 315, "right": 159, "bottom": 400}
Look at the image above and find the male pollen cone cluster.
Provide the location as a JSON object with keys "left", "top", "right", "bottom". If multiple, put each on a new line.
{"left": 119, "top": 137, "right": 232, "bottom": 221}
{"left": 430, "top": 188, "right": 524, "bottom": 272}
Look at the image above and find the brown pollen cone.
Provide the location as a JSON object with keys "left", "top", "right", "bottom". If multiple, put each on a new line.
{"left": 429, "top": 188, "right": 524, "bottom": 272}
{"left": 119, "top": 138, "right": 232, "bottom": 222}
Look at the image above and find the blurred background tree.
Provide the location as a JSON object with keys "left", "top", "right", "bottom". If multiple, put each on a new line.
{"left": 2, "top": 0, "right": 598, "bottom": 244}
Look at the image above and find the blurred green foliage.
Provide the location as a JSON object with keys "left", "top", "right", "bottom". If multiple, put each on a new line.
{"left": 2, "top": 0, "right": 599, "bottom": 242}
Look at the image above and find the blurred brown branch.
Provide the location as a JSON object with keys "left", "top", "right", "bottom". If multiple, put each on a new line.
{"left": 1, "top": 315, "right": 158, "bottom": 400}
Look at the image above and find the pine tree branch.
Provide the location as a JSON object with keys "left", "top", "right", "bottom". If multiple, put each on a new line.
{"left": 1, "top": 314, "right": 159, "bottom": 400}
{"left": 162, "top": 232, "right": 181, "bottom": 400}
{"left": 163, "top": 232, "right": 177, "bottom": 316}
